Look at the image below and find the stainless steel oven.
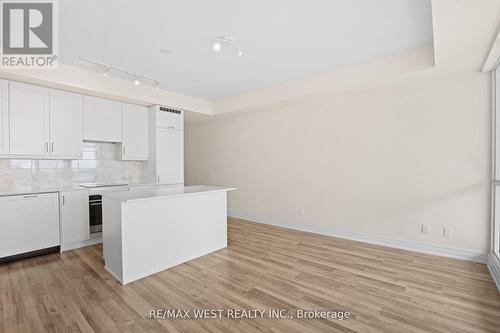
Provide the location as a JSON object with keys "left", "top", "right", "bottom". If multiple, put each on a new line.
{"left": 89, "top": 195, "right": 102, "bottom": 234}
{"left": 80, "top": 183, "right": 129, "bottom": 235}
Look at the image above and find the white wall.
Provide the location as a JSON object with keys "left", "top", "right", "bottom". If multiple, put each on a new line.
{"left": 186, "top": 71, "right": 491, "bottom": 254}
{"left": 0, "top": 142, "right": 146, "bottom": 188}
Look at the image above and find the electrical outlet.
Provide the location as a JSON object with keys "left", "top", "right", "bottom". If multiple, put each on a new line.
{"left": 421, "top": 224, "right": 431, "bottom": 234}
{"left": 444, "top": 227, "right": 452, "bottom": 238}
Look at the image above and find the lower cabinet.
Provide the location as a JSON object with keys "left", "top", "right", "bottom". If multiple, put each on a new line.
{"left": 60, "top": 190, "right": 90, "bottom": 246}
{"left": 0, "top": 193, "right": 60, "bottom": 258}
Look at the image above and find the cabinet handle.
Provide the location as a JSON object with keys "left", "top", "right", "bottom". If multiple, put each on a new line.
{"left": 157, "top": 175, "right": 160, "bottom": 183}
{"left": 45, "top": 142, "right": 48, "bottom": 152}
{"left": 62, "top": 195, "right": 65, "bottom": 205}
{"left": 51, "top": 142, "right": 54, "bottom": 153}
{"left": 123, "top": 146, "right": 125, "bottom": 156}
{"left": 23, "top": 194, "right": 38, "bottom": 198}
{"left": 167, "top": 126, "right": 175, "bottom": 129}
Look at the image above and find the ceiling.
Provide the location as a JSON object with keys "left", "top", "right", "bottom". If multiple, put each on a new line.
{"left": 59, "top": 0, "right": 433, "bottom": 101}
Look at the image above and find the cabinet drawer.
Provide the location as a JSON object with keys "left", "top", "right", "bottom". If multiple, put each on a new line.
{"left": 156, "top": 109, "right": 183, "bottom": 131}
{"left": 0, "top": 192, "right": 60, "bottom": 258}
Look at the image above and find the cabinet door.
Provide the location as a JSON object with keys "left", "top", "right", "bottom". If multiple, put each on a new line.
{"left": 121, "top": 103, "right": 149, "bottom": 160}
{"left": 0, "top": 193, "right": 60, "bottom": 258}
{"left": 156, "top": 109, "right": 183, "bottom": 131}
{"left": 157, "top": 128, "right": 184, "bottom": 184}
{"left": 83, "top": 96, "right": 122, "bottom": 142}
{"left": 0, "top": 80, "right": 9, "bottom": 155}
{"left": 50, "top": 89, "right": 83, "bottom": 158}
{"left": 9, "top": 81, "right": 50, "bottom": 156}
{"left": 61, "top": 191, "right": 90, "bottom": 245}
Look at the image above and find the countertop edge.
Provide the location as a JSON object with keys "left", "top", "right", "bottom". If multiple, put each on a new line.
{"left": 0, "top": 187, "right": 88, "bottom": 197}
{"left": 103, "top": 187, "right": 237, "bottom": 203}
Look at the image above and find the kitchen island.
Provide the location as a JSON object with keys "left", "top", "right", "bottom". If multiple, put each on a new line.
{"left": 102, "top": 185, "right": 236, "bottom": 284}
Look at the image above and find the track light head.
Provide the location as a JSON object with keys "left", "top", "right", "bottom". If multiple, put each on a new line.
{"left": 213, "top": 42, "right": 221, "bottom": 52}
{"left": 212, "top": 35, "right": 243, "bottom": 56}
{"left": 133, "top": 75, "right": 140, "bottom": 85}
{"left": 103, "top": 66, "right": 110, "bottom": 77}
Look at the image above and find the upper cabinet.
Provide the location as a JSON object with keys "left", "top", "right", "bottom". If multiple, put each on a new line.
{"left": 2, "top": 80, "right": 156, "bottom": 161}
{"left": 49, "top": 90, "right": 83, "bottom": 158}
{"left": 156, "top": 107, "right": 183, "bottom": 131}
{"left": 9, "top": 81, "right": 50, "bottom": 156}
{"left": 120, "top": 103, "right": 149, "bottom": 161}
{"left": 0, "top": 80, "right": 9, "bottom": 155}
{"left": 9, "top": 82, "right": 83, "bottom": 159}
{"left": 83, "top": 96, "right": 122, "bottom": 142}
{"left": 145, "top": 106, "right": 184, "bottom": 185}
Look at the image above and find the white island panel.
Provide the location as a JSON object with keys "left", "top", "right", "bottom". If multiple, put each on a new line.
{"left": 103, "top": 187, "right": 232, "bottom": 284}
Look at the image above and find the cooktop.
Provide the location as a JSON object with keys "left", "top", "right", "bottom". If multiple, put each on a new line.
{"left": 79, "top": 183, "right": 129, "bottom": 188}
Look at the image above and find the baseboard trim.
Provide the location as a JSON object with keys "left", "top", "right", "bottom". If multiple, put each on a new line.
{"left": 0, "top": 246, "right": 60, "bottom": 264}
{"left": 61, "top": 237, "right": 103, "bottom": 252}
{"left": 228, "top": 211, "right": 487, "bottom": 263}
{"left": 487, "top": 252, "right": 500, "bottom": 291}
{"left": 105, "top": 266, "right": 124, "bottom": 285}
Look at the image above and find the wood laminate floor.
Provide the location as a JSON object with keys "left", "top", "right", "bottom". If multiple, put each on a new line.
{"left": 1, "top": 217, "right": 499, "bottom": 333}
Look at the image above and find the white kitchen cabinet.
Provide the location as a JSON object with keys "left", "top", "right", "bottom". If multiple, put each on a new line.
{"left": 83, "top": 96, "right": 122, "bottom": 142}
{"left": 157, "top": 128, "right": 184, "bottom": 184}
{"left": 144, "top": 106, "right": 184, "bottom": 185}
{"left": 0, "top": 80, "right": 9, "bottom": 155}
{"left": 0, "top": 193, "right": 60, "bottom": 258}
{"left": 9, "top": 83, "right": 83, "bottom": 159}
{"left": 156, "top": 107, "right": 183, "bottom": 131}
{"left": 60, "top": 190, "right": 90, "bottom": 247}
{"left": 9, "top": 81, "right": 50, "bottom": 156}
{"left": 50, "top": 89, "right": 83, "bottom": 158}
{"left": 120, "top": 103, "right": 149, "bottom": 160}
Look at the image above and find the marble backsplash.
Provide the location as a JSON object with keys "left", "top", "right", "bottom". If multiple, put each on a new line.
{"left": 0, "top": 142, "right": 146, "bottom": 188}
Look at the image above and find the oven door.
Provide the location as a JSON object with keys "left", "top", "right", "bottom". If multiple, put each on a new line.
{"left": 89, "top": 195, "right": 102, "bottom": 234}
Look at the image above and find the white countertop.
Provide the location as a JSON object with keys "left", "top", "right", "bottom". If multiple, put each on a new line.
{"left": 102, "top": 185, "right": 236, "bottom": 202}
{"left": 0, "top": 183, "right": 222, "bottom": 197}
{"left": 0, "top": 183, "right": 161, "bottom": 197}
{"left": 0, "top": 185, "right": 86, "bottom": 197}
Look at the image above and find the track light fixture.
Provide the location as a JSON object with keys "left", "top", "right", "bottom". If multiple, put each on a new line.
{"left": 79, "top": 57, "right": 163, "bottom": 88}
{"left": 212, "top": 35, "right": 243, "bottom": 56}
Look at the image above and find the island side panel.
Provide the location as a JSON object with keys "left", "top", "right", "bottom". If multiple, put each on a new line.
{"left": 121, "top": 191, "right": 228, "bottom": 284}
{"left": 102, "top": 197, "right": 124, "bottom": 284}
